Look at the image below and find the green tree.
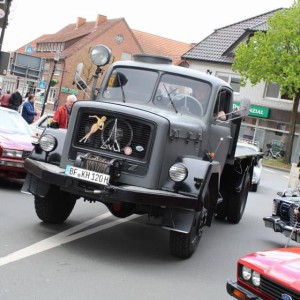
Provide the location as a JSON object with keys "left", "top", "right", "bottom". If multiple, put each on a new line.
{"left": 232, "top": 0, "right": 300, "bottom": 164}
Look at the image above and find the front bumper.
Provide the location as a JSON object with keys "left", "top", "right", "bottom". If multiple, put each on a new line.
{"left": 263, "top": 216, "right": 300, "bottom": 242}
{"left": 227, "top": 280, "right": 263, "bottom": 300}
{"left": 23, "top": 158, "right": 198, "bottom": 210}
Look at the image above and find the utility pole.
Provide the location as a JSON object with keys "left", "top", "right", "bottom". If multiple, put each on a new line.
{"left": 0, "top": 0, "right": 12, "bottom": 52}
{"left": 40, "top": 51, "right": 60, "bottom": 116}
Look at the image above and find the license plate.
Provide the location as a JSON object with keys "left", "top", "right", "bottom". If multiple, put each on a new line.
{"left": 65, "top": 165, "right": 110, "bottom": 186}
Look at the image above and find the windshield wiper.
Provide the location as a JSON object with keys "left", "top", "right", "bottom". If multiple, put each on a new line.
{"left": 163, "top": 84, "right": 178, "bottom": 113}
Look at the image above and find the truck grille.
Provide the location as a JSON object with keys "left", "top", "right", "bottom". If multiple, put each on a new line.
{"left": 74, "top": 111, "right": 154, "bottom": 161}
{"left": 289, "top": 204, "right": 300, "bottom": 228}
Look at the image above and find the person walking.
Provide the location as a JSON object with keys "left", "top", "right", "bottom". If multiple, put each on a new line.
{"left": 0, "top": 90, "right": 11, "bottom": 108}
{"left": 9, "top": 90, "right": 23, "bottom": 111}
{"left": 21, "top": 94, "right": 39, "bottom": 124}
{"left": 53, "top": 94, "right": 77, "bottom": 128}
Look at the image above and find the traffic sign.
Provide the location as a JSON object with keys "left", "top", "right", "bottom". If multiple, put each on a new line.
{"left": 38, "top": 81, "right": 46, "bottom": 89}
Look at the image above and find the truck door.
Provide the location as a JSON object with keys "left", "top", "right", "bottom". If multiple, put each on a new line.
{"left": 209, "top": 89, "right": 232, "bottom": 171}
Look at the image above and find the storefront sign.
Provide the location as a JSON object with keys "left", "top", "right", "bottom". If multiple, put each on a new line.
{"left": 233, "top": 102, "right": 269, "bottom": 118}
{"left": 61, "top": 87, "right": 78, "bottom": 95}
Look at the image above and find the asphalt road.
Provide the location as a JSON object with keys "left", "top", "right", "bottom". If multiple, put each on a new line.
{"left": 0, "top": 167, "right": 296, "bottom": 300}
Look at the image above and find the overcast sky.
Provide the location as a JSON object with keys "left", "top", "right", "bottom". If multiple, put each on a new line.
{"left": 2, "top": 0, "right": 296, "bottom": 52}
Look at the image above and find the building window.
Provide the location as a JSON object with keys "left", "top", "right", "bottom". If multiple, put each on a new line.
{"left": 217, "top": 73, "right": 240, "bottom": 94}
{"left": 54, "top": 63, "right": 61, "bottom": 76}
{"left": 265, "top": 82, "right": 293, "bottom": 101}
{"left": 120, "top": 53, "right": 132, "bottom": 61}
{"left": 43, "top": 62, "right": 50, "bottom": 74}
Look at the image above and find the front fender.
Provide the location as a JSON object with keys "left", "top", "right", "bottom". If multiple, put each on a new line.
{"left": 30, "top": 128, "right": 67, "bottom": 165}
{"left": 162, "top": 156, "right": 221, "bottom": 198}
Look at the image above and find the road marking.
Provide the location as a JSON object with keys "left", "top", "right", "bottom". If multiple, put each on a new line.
{"left": 0, "top": 212, "right": 139, "bottom": 267}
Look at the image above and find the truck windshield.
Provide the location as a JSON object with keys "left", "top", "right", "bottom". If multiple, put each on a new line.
{"left": 102, "top": 67, "right": 211, "bottom": 117}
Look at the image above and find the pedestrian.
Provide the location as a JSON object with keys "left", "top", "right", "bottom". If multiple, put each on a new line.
{"left": 18, "top": 91, "right": 30, "bottom": 114}
{"left": 0, "top": 90, "right": 11, "bottom": 108}
{"left": 21, "top": 94, "right": 39, "bottom": 124}
{"left": 9, "top": 90, "right": 23, "bottom": 111}
{"left": 53, "top": 94, "right": 77, "bottom": 128}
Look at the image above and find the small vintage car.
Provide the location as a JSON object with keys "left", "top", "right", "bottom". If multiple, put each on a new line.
{"left": 227, "top": 247, "right": 300, "bottom": 300}
{"left": 263, "top": 190, "right": 300, "bottom": 244}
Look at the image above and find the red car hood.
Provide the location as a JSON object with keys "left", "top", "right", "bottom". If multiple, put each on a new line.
{"left": 240, "top": 247, "right": 300, "bottom": 291}
{"left": 0, "top": 131, "right": 35, "bottom": 151}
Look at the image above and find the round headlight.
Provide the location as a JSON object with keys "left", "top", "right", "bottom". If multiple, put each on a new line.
{"left": 40, "top": 134, "right": 57, "bottom": 152}
{"left": 252, "top": 271, "right": 261, "bottom": 286}
{"left": 242, "top": 266, "right": 252, "bottom": 281}
{"left": 90, "top": 45, "right": 111, "bottom": 66}
{"left": 169, "top": 163, "right": 188, "bottom": 182}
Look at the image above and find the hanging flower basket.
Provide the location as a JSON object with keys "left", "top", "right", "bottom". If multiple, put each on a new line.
{"left": 50, "top": 79, "right": 58, "bottom": 86}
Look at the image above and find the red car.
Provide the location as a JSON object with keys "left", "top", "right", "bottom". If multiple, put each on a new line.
{"left": 0, "top": 107, "right": 36, "bottom": 179}
{"left": 227, "top": 247, "right": 300, "bottom": 300}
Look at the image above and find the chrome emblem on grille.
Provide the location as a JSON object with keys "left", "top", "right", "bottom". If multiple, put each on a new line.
{"left": 101, "top": 119, "right": 133, "bottom": 153}
{"left": 282, "top": 294, "right": 292, "bottom": 300}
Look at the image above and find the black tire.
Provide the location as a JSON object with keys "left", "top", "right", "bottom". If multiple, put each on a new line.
{"left": 35, "top": 187, "right": 77, "bottom": 224}
{"left": 226, "top": 172, "right": 250, "bottom": 224}
{"left": 251, "top": 183, "right": 258, "bottom": 192}
{"left": 169, "top": 209, "right": 206, "bottom": 259}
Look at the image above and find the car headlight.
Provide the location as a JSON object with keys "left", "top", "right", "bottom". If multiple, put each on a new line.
{"left": 169, "top": 163, "right": 188, "bottom": 182}
{"left": 252, "top": 271, "right": 261, "bottom": 286}
{"left": 39, "top": 134, "right": 57, "bottom": 152}
{"left": 242, "top": 266, "right": 252, "bottom": 281}
{"left": 2, "top": 149, "right": 23, "bottom": 158}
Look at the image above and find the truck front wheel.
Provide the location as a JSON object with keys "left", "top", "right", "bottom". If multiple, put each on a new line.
{"left": 169, "top": 209, "right": 206, "bottom": 259}
{"left": 35, "top": 187, "right": 77, "bottom": 224}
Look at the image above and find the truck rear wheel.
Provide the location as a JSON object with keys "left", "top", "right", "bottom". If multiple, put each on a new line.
{"left": 226, "top": 172, "right": 250, "bottom": 224}
{"left": 169, "top": 209, "right": 206, "bottom": 259}
{"left": 35, "top": 188, "right": 77, "bottom": 224}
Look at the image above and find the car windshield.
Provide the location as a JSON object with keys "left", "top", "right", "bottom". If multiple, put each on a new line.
{"left": 102, "top": 67, "right": 211, "bottom": 117}
{"left": 0, "top": 108, "right": 34, "bottom": 135}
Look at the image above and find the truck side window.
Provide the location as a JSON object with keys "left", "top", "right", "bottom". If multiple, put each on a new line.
{"left": 214, "top": 90, "right": 230, "bottom": 120}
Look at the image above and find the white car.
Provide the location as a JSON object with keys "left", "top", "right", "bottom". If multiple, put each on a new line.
{"left": 236, "top": 140, "right": 263, "bottom": 192}
{"left": 30, "top": 113, "right": 54, "bottom": 138}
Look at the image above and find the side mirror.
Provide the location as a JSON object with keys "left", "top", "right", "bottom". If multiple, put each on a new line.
{"left": 108, "top": 72, "right": 128, "bottom": 87}
{"left": 239, "top": 98, "right": 250, "bottom": 117}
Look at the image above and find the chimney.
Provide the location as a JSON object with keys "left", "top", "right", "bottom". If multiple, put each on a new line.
{"left": 95, "top": 15, "right": 107, "bottom": 27}
{"left": 76, "top": 17, "right": 86, "bottom": 29}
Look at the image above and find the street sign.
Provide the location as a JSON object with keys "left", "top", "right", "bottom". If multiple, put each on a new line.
{"left": 25, "top": 45, "right": 34, "bottom": 54}
{"left": 38, "top": 81, "right": 46, "bottom": 89}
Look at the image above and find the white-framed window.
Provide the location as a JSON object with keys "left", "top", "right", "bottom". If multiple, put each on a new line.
{"left": 54, "top": 63, "right": 61, "bottom": 76}
{"left": 217, "top": 73, "right": 240, "bottom": 94}
{"left": 121, "top": 53, "right": 132, "bottom": 61}
{"left": 265, "top": 82, "right": 293, "bottom": 101}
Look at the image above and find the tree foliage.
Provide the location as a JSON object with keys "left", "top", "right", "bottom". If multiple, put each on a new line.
{"left": 232, "top": 0, "right": 300, "bottom": 164}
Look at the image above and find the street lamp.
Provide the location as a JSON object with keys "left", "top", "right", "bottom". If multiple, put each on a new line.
{"left": 40, "top": 51, "right": 60, "bottom": 116}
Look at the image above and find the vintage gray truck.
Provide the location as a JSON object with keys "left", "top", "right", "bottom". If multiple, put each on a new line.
{"left": 22, "top": 45, "right": 259, "bottom": 259}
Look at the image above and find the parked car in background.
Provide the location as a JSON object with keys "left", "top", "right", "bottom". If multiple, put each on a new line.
{"left": 30, "top": 113, "right": 54, "bottom": 138}
{"left": 235, "top": 140, "right": 263, "bottom": 192}
{"left": 227, "top": 247, "right": 300, "bottom": 300}
{"left": 0, "top": 107, "right": 36, "bottom": 180}
{"left": 263, "top": 190, "right": 300, "bottom": 244}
